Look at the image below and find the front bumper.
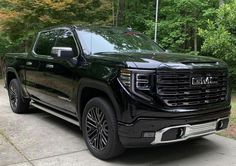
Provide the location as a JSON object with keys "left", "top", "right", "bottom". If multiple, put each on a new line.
{"left": 151, "top": 117, "right": 229, "bottom": 145}
{"left": 118, "top": 107, "right": 230, "bottom": 147}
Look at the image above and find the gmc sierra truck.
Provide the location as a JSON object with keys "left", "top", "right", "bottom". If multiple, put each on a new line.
{"left": 2, "top": 25, "right": 231, "bottom": 160}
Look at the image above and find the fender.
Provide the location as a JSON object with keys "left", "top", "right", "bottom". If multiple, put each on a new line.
{"left": 76, "top": 78, "right": 121, "bottom": 126}
{"left": 6, "top": 67, "right": 30, "bottom": 99}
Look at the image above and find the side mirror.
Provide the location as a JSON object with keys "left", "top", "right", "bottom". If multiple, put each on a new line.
{"left": 51, "top": 47, "right": 74, "bottom": 59}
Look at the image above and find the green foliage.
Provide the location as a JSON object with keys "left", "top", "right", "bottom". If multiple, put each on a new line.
{"left": 199, "top": 0, "right": 236, "bottom": 61}
{"left": 123, "top": 1, "right": 154, "bottom": 32}
{"left": 114, "top": 0, "right": 220, "bottom": 53}
{"left": 199, "top": 21, "right": 235, "bottom": 60}
{"left": 199, "top": 0, "right": 236, "bottom": 89}
{"left": 156, "top": 0, "right": 219, "bottom": 52}
{"left": 0, "top": 35, "right": 10, "bottom": 56}
{"left": 0, "top": 34, "right": 7, "bottom": 77}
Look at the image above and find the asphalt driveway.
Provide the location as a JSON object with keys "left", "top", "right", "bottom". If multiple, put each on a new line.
{"left": 1, "top": 80, "right": 236, "bottom": 166}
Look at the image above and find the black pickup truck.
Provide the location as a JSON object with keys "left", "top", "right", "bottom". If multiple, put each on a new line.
{"left": 2, "top": 25, "right": 231, "bottom": 159}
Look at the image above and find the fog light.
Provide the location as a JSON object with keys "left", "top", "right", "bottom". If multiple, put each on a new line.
{"left": 178, "top": 127, "right": 185, "bottom": 138}
{"left": 217, "top": 120, "right": 224, "bottom": 130}
{"left": 162, "top": 127, "right": 186, "bottom": 141}
{"left": 219, "top": 121, "right": 224, "bottom": 129}
{"left": 143, "top": 132, "right": 155, "bottom": 138}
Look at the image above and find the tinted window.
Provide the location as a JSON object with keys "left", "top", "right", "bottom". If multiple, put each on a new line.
{"left": 34, "top": 30, "right": 57, "bottom": 55}
{"left": 55, "top": 30, "right": 78, "bottom": 56}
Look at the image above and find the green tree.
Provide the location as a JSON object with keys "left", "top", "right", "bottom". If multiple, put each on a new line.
{"left": 113, "top": 0, "right": 220, "bottom": 53}
{"left": 155, "top": 0, "right": 220, "bottom": 53}
{"left": 199, "top": 0, "right": 236, "bottom": 88}
{"left": 199, "top": 0, "right": 236, "bottom": 61}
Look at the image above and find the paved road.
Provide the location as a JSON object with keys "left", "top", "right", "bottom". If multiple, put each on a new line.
{"left": 1, "top": 80, "right": 236, "bottom": 166}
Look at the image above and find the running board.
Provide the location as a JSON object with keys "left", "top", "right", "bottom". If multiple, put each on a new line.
{"left": 31, "top": 102, "right": 80, "bottom": 127}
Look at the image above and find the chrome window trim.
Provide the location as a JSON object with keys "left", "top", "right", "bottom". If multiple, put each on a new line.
{"left": 32, "top": 28, "right": 80, "bottom": 58}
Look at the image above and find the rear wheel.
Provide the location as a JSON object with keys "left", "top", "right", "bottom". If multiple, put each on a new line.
{"left": 82, "top": 97, "right": 124, "bottom": 160}
{"left": 8, "top": 79, "right": 30, "bottom": 114}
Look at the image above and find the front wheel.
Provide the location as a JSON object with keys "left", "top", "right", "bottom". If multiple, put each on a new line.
{"left": 8, "top": 79, "right": 30, "bottom": 114}
{"left": 82, "top": 97, "right": 124, "bottom": 160}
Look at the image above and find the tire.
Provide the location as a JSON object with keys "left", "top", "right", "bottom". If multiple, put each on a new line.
{"left": 8, "top": 79, "right": 30, "bottom": 114}
{"left": 82, "top": 97, "right": 125, "bottom": 160}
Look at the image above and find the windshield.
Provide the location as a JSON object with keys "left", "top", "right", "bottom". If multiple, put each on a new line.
{"left": 76, "top": 27, "right": 164, "bottom": 55}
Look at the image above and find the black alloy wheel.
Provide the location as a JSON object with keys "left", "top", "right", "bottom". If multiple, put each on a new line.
{"left": 8, "top": 79, "right": 30, "bottom": 114}
{"left": 85, "top": 106, "right": 109, "bottom": 151}
{"left": 9, "top": 81, "right": 18, "bottom": 110}
{"left": 82, "top": 97, "right": 124, "bottom": 160}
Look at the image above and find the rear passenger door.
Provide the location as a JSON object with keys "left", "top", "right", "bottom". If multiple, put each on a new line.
{"left": 25, "top": 30, "right": 57, "bottom": 103}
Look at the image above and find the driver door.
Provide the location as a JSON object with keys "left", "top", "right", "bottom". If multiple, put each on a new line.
{"left": 41, "top": 29, "right": 79, "bottom": 114}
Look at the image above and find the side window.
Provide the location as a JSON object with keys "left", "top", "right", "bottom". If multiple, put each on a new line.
{"left": 34, "top": 30, "right": 57, "bottom": 56}
{"left": 55, "top": 29, "right": 78, "bottom": 56}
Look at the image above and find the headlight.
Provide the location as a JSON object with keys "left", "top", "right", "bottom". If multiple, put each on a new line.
{"left": 136, "top": 73, "right": 151, "bottom": 91}
{"left": 119, "top": 69, "right": 131, "bottom": 88}
{"left": 119, "top": 69, "right": 155, "bottom": 100}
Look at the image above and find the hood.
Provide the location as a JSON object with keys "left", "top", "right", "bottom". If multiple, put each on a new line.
{"left": 91, "top": 52, "right": 227, "bottom": 70}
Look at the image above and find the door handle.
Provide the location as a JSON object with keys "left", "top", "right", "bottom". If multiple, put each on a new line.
{"left": 79, "top": 62, "right": 90, "bottom": 69}
{"left": 26, "top": 62, "right": 32, "bottom": 66}
{"left": 46, "top": 64, "right": 54, "bottom": 69}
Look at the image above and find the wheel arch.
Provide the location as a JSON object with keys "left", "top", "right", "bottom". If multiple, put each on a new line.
{"left": 6, "top": 67, "right": 29, "bottom": 99}
{"left": 6, "top": 67, "right": 20, "bottom": 88}
{"left": 77, "top": 78, "right": 121, "bottom": 127}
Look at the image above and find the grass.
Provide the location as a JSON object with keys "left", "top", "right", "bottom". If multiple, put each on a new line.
{"left": 218, "top": 94, "right": 236, "bottom": 139}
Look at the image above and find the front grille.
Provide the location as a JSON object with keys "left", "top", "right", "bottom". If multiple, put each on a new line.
{"left": 156, "top": 69, "right": 228, "bottom": 107}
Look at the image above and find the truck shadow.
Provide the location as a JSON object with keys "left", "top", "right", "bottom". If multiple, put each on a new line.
{"left": 112, "top": 138, "right": 219, "bottom": 165}
{"left": 30, "top": 108, "right": 221, "bottom": 165}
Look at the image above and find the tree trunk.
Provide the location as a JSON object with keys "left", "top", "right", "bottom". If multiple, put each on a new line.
{"left": 118, "top": 0, "right": 125, "bottom": 26}
{"left": 115, "top": 1, "right": 119, "bottom": 27}
{"left": 194, "top": 28, "right": 198, "bottom": 52}
{"left": 112, "top": 0, "right": 115, "bottom": 26}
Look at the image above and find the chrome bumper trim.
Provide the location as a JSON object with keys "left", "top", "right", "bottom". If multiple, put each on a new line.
{"left": 151, "top": 117, "right": 229, "bottom": 145}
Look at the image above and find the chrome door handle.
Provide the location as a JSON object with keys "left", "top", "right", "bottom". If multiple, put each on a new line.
{"left": 26, "top": 62, "right": 32, "bottom": 66}
{"left": 46, "top": 64, "right": 54, "bottom": 69}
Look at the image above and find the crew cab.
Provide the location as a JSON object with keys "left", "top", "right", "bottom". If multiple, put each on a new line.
{"left": 2, "top": 25, "right": 231, "bottom": 159}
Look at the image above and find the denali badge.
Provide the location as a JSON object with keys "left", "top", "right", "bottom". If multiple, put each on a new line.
{"left": 191, "top": 77, "right": 217, "bottom": 86}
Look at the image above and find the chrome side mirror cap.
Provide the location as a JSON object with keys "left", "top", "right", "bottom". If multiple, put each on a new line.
{"left": 51, "top": 47, "right": 74, "bottom": 59}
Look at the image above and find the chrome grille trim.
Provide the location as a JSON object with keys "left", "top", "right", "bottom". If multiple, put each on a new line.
{"left": 156, "top": 69, "right": 228, "bottom": 107}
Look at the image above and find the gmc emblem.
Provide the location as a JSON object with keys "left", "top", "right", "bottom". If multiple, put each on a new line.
{"left": 191, "top": 76, "right": 217, "bottom": 86}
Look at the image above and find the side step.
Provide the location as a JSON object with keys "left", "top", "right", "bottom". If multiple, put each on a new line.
{"left": 31, "top": 102, "right": 80, "bottom": 127}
